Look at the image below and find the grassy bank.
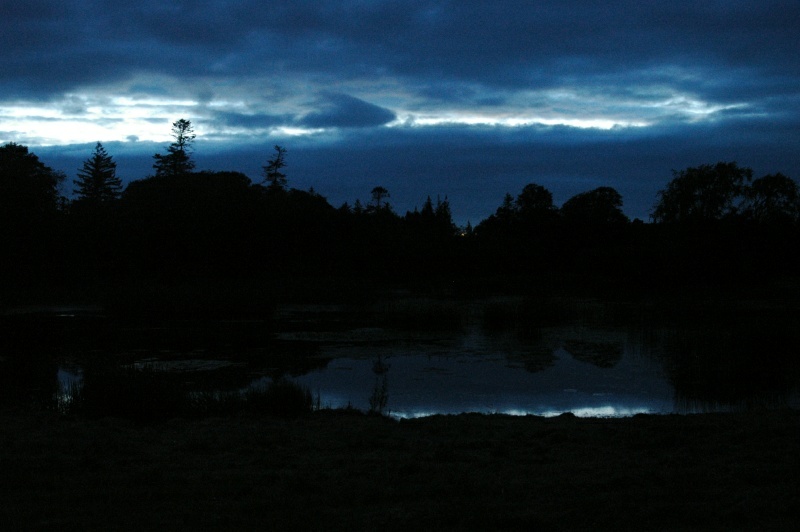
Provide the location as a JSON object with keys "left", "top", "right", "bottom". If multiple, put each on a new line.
{"left": 1, "top": 409, "right": 798, "bottom": 531}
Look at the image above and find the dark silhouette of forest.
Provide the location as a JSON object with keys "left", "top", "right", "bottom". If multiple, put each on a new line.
{"left": 2, "top": 119, "right": 800, "bottom": 304}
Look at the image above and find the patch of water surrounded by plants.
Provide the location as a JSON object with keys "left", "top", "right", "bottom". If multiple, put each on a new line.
{"left": 16, "top": 296, "right": 800, "bottom": 418}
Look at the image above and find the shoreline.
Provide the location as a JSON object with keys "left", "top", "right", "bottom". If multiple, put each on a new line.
{"left": 2, "top": 408, "right": 798, "bottom": 530}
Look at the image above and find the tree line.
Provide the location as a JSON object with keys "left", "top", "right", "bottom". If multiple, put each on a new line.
{"left": 2, "top": 119, "right": 799, "bottom": 296}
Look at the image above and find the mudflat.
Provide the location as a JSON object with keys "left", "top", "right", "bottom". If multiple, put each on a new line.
{"left": 1, "top": 409, "right": 798, "bottom": 531}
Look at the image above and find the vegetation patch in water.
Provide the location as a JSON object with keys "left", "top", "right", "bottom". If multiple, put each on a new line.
{"left": 62, "top": 366, "right": 318, "bottom": 421}
{"left": 563, "top": 339, "right": 624, "bottom": 368}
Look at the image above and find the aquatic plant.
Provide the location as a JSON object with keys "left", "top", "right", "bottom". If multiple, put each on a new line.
{"left": 369, "top": 356, "right": 390, "bottom": 415}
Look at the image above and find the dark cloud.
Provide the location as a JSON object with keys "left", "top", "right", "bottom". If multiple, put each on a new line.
{"left": 212, "top": 111, "right": 294, "bottom": 129}
{"left": 3, "top": 1, "right": 799, "bottom": 101}
{"left": 299, "top": 94, "right": 396, "bottom": 129}
{"left": 4, "top": 1, "right": 800, "bottom": 226}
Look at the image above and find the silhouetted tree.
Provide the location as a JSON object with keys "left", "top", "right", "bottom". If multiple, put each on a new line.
{"left": 370, "top": 186, "right": 390, "bottom": 210}
{"left": 0, "top": 143, "right": 66, "bottom": 280}
{"left": 516, "top": 183, "right": 555, "bottom": 215}
{"left": 474, "top": 193, "right": 514, "bottom": 238}
{"left": 0, "top": 142, "right": 65, "bottom": 215}
{"left": 405, "top": 195, "right": 457, "bottom": 238}
{"left": 262, "top": 145, "right": 287, "bottom": 190}
{"left": 651, "top": 162, "right": 752, "bottom": 223}
{"left": 433, "top": 196, "right": 457, "bottom": 235}
{"left": 152, "top": 119, "right": 195, "bottom": 178}
{"left": 515, "top": 183, "right": 559, "bottom": 238}
{"left": 553, "top": 187, "right": 631, "bottom": 277}
{"left": 472, "top": 190, "right": 531, "bottom": 276}
{"left": 74, "top": 142, "right": 122, "bottom": 202}
{"left": 743, "top": 173, "right": 800, "bottom": 224}
{"left": 120, "top": 170, "right": 261, "bottom": 278}
{"left": 497, "top": 192, "right": 517, "bottom": 219}
{"left": 561, "top": 187, "right": 628, "bottom": 226}
{"left": 477, "top": 184, "right": 558, "bottom": 241}
{"left": 399, "top": 194, "right": 460, "bottom": 277}
{"left": 420, "top": 196, "right": 435, "bottom": 217}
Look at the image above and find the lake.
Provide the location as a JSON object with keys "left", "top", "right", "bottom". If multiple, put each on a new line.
{"left": 4, "top": 296, "right": 799, "bottom": 417}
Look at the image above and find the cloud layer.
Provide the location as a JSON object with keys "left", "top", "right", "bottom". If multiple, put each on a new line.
{"left": 3, "top": 1, "right": 800, "bottom": 223}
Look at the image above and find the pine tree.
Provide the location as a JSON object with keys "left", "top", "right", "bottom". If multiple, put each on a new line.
{"left": 262, "top": 145, "right": 287, "bottom": 190}
{"left": 370, "top": 186, "right": 390, "bottom": 210}
{"left": 152, "top": 119, "right": 195, "bottom": 178}
{"left": 74, "top": 142, "right": 122, "bottom": 202}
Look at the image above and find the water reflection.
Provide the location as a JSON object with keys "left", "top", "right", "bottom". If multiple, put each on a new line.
{"left": 4, "top": 298, "right": 800, "bottom": 417}
{"left": 292, "top": 346, "right": 675, "bottom": 418}
{"left": 55, "top": 366, "right": 83, "bottom": 413}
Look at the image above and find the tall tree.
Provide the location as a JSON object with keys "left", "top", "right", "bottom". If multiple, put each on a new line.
{"left": 743, "top": 173, "right": 800, "bottom": 224}
{"left": 516, "top": 183, "right": 555, "bottom": 215}
{"left": 152, "top": 119, "right": 195, "bottom": 178}
{"left": 370, "top": 186, "right": 390, "bottom": 210}
{"left": 0, "top": 143, "right": 65, "bottom": 276}
{"left": 406, "top": 195, "right": 457, "bottom": 237}
{"left": 515, "top": 183, "right": 558, "bottom": 229}
{"left": 0, "top": 142, "right": 64, "bottom": 215}
{"left": 262, "top": 145, "right": 287, "bottom": 190}
{"left": 651, "top": 162, "right": 752, "bottom": 223}
{"left": 74, "top": 142, "right": 122, "bottom": 202}
{"left": 497, "top": 192, "right": 518, "bottom": 220}
{"left": 561, "top": 187, "right": 628, "bottom": 225}
{"left": 433, "top": 196, "right": 457, "bottom": 236}
{"left": 473, "top": 192, "right": 517, "bottom": 237}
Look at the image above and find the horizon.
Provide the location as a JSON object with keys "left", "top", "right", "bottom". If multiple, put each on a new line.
{"left": 3, "top": 2, "right": 800, "bottom": 225}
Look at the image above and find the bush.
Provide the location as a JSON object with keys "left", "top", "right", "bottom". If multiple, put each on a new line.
{"left": 70, "top": 366, "right": 188, "bottom": 422}
{"left": 243, "top": 378, "right": 317, "bottom": 417}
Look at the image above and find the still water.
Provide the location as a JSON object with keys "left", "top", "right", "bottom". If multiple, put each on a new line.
{"left": 9, "top": 297, "right": 800, "bottom": 418}
{"left": 289, "top": 348, "right": 674, "bottom": 418}
{"left": 271, "top": 319, "right": 672, "bottom": 417}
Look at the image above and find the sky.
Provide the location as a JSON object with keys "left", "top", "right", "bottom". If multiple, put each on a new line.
{"left": 2, "top": 0, "right": 799, "bottom": 225}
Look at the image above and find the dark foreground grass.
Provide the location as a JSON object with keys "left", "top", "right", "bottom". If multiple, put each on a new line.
{"left": 1, "top": 409, "right": 798, "bottom": 531}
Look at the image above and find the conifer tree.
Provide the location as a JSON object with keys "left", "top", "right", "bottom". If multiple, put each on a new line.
{"left": 262, "top": 145, "right": 287, "bottom": 190}
{"left": 74, "top": 142, "right": 122, "bottom": 202}
{"left": 152, "top": 119, "right": 195, "bottom": 178}
{"left": 370, "top": 186, "right": 390, "bottom": 210}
